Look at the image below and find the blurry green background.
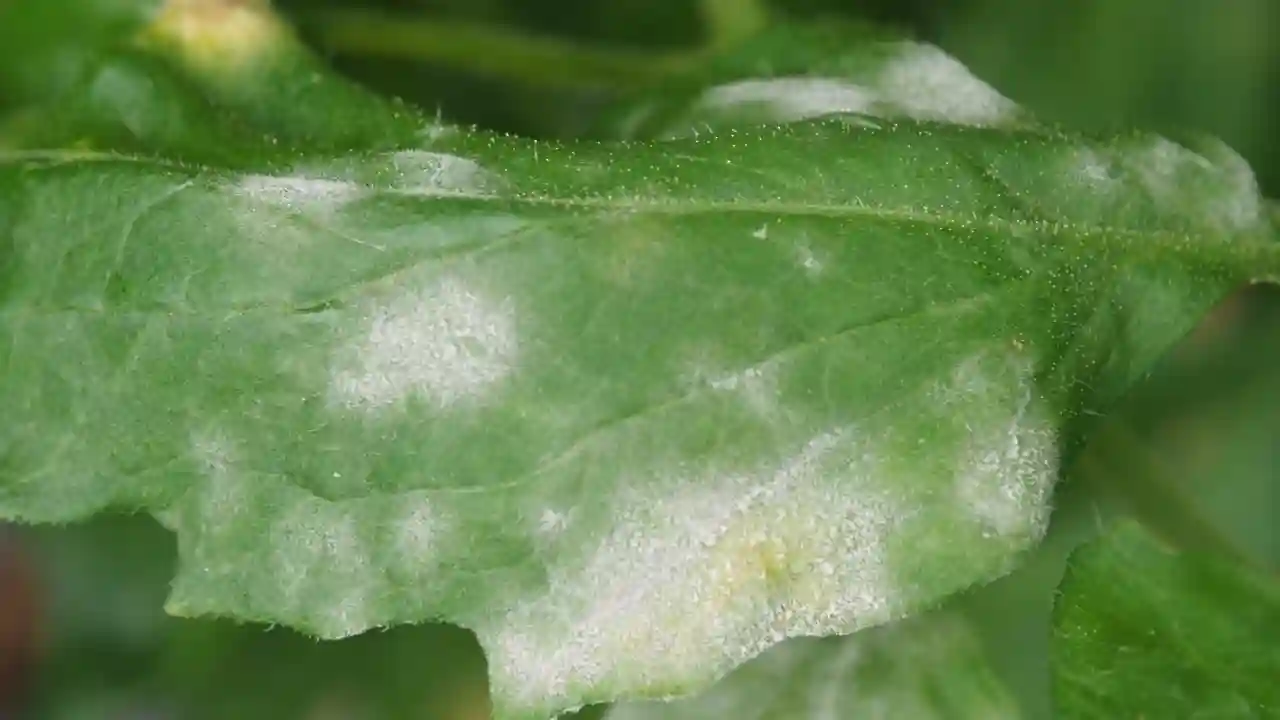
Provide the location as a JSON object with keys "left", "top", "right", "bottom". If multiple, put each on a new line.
{"left": 0, "top": 0, "right": 1276, "bottom": 718}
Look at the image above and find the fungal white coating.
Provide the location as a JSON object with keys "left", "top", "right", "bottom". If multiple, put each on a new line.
{"left": 191, "top": 428, "right": 236, "bottom": 477}
{"left": 384, "top": 493, "right": 452, "bottom": 600}
{"left": 1134, "top": 136, "right": 1213, "bottom": 188}
{"left": 707, "top": 365, "right": 768, "bottom": 393}
{"left": 699, "top": 357, "right": 780, "bottom": 420}
{"left": 185, "top": 430, "right": 247, "bottom": 538}
{"left": 875, "top": 42, "right": 1018, "bottom": 126}
{"left": 944, "top": 353, "right": 1057, "bottom": 538}
{"left": 794, "top": 243, "right": 824, "bottom": 276}
{"left": 481, "top": 428, "right": 900, "bottom": 717}
{"left": 1061, "top": 136, "right": 1266, "bottom": 235}
{"left": 1130, "top": 136, "right": 1262, "bottom": 232}
{"left": 685, "top": 41, "right": 1017, "bottom": 131}
{"left": 229, "top": 150, "right": 498, "bottom": 216}
{"left": 394, "top": 496, "right": 441, "bottom": 566}
{"left": 1196, "top": 138, "right": 1265, "bottom": 231}
{"left": 1070, "top": 147, "right": 1116, "bottom": 188}
{"left": 328, "top": 277, "right": 518, "bottom": 412}
{"left": 184, "top": 429, "right": 443, "bottom": 638}
{"left": 752, "top": 224, "right": 769, "bottom": 240}
{"left": 232, "top": 174, "right": 363, "bottom": 213}
{"left": 268, "top": 500, "right": 378, "bottom": 638}
{"left": 382, "top": 150, "right": 500, "bottom": 197}
{"left": 698, "top": 78, "right": 878, "bottom": 124}
{"left": 537, "top": 507, "right": 574, "bottom": 537}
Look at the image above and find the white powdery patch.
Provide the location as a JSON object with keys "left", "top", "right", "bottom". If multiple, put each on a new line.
{"left": 268, "top": 500, "right": 378, "bottom": 638}
{"left": 1129, "top": 136, "right": 1263, "bottom": 233}
{"left": 707, "top": 365, "right": 768, "bottom": 393}
{"left": 685, "top": 42, "right": 1016, "bottom": 130}
{"left": 231, "top": 174, "right": 364, "bottom": 214}
{"left": 695, "top": 355, "right": 780, "bottom": 420}
{"left": 944, "top": 352, "right": 1057, "bottom": 539}
{"left": 483, "top": 429, "right": 899, "bottom": 716}
{"left": 1070, "top": 147, "right": 1117, "bottom": 188}
{"left": 1196, "top": 139, "right": 1265, "bottom": 231}
{"left": 328, "top": 277, "right": 518, "bottom": 412}
{"left": 394, "top": 495, "right": 441, "bottom": 562}
{"left": 223, "top": 174, "right": 381, "bottom": 257}
{"left": 697, "top": 78, "right": 877, "bottom": 124}
{"left": 793, "top": 243, "right": 825, "bottom": 277}
{"left": 231, "top": 149, "right": 500, "bottom": 213}
{"left": 1131, "top": 137, "right": 1212, "bottom": 213}
{"left": 875, "top": 42, "right": 1018, "bottom": 126}
{"left": 387, "top": 493, "right": 454, "bottom": 590}
{"left": 536, "top": 507, "right": 574, "bottom": 538}
{"left": 185, "top": 429, "right": 246, "bottom": 538}
{"left": 383, "top": 150, "right": 501, "bottom": 197}
{"left": 191, "top": 428, "right": 236, "bottom": 477}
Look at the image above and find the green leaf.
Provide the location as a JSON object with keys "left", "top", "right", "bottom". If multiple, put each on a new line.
{"left": 3, "top": 4, "right": 1279, "bottom": 719}
{"left": 1, "top": 48, "right": 284, "bottom": 166}
{"left": 597, "top": 22, "right": 1033, "bottom": 141}
{"left": 938, "top": 0, "right": 1280, "bottom": 195}
{"left": 17, "top": 513, "right": 178, "bottom": 719}
{"left": 131, "top": 0, "right": 424, "bottom": 154}
{"left": 0, "top": 0, "right": 158, "bottom": 104}
{"left": 1052, "top": 521, "right": 1280, "bottom": 717}
{"left": 599, "top": 470, "right": 1123, "bottom": 720}
{"left": 603, "top": 605, "right": 1021, "bottom": 720}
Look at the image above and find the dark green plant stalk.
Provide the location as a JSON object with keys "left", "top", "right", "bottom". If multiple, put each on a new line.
{"left": 302, "top": 9, "right": 703, "bottom": 89}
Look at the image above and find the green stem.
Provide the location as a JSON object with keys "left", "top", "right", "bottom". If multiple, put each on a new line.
{"left": 302, "top": 10, "right": 711, "bottom": 90}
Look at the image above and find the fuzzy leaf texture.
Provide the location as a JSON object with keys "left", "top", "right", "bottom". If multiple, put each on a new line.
{"left": 2, "top": 3, "right": 1279, "bottom": 719}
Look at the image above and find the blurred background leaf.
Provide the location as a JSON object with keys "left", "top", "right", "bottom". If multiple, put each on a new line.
{"left": 2, "top": 0, "right": 1277, "bottom": 194}
{"left": 0, "top": 0, "right": 158, "bottom": 105}
{"left": 1052, "top": 520, "right": 1280, "bottom": 718}
{"left": 18, "top": 514, "right": 179, "bottom": 719}
{"left": 935, "top": 0, "right": 1280, "bottom": 197}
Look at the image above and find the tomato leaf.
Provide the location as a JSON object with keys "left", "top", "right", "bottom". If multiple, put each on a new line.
{"left": 2, "top": 3, "right": 1278, "bottom": 718}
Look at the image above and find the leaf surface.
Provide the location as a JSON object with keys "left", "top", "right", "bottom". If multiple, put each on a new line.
{"left": 2, "top": 9, "right": 1278, "bottom": 719}
{"left": 605, "top": 605, "right": 1021, "bottom": 720}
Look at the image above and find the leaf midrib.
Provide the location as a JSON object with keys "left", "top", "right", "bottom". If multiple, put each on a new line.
{"left": 0, "top": 149, "right": 1260, "bottom": 255}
